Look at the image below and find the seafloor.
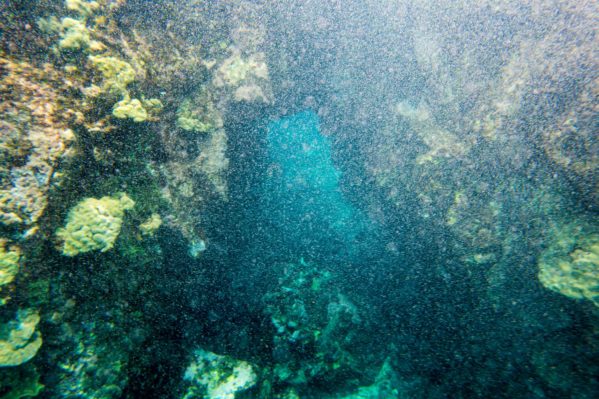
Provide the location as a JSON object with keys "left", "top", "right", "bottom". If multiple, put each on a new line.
{"left": 0, "top": 1, "right": 597, "bottom": 398}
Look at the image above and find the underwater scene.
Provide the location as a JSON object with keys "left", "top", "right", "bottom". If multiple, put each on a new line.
{"left": 0, "top": 0, "right": 597, "bottom": 398}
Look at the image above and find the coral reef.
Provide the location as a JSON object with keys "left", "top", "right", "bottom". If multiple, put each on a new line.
{"left": 0, "top": 1, "right": 596, "bottom": 398}
{"left": 86, "top": 55, "right": 161, "bottom": 123}
{"left": 38, "top": 1, "right": 162, "bottom": 130}
{"left": 55, "top": 193, "right": 135, "bottom": 256}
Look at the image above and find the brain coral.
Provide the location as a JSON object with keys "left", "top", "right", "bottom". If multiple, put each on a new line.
{"left": 56, "top": 193, "right": 135, "bottom": 256}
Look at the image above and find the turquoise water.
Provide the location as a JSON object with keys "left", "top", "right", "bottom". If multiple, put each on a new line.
{"left": 261, "top": 111, "right": 370, "bottom": 261}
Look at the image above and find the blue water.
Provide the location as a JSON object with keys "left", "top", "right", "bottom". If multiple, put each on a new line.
{"left": 260, "top": 110, "right": 371, "bottom": 263}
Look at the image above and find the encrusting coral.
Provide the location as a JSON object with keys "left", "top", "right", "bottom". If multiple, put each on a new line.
{"left": 56, "top": 193, "right": 135, "bottom": 256}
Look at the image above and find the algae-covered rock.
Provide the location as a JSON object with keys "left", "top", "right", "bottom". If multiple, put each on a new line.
{"left": 264, "top": 259, "right": 365, "bottom": 387}
{"left": 213, "top": 52, "right": 269, "bottom": 88}
{"left": 0, "top": 310, "right": 42, "bottom": 367}
{"left": 338, "top": 359, "right": 402, "bottom": 399}
{"left": 538, "top": 222, "right": 599, "bottom": 307}
{"left": 395, "top": 101, "right": 469, "bottom": 164}
{"left": 181, "top": 349, "right": 257, "bottom": 399}
{"left": 56, "top": 193, "right": 135, "bottom": 256}
{"left": 0, "top": 57, "right": 78, "bottom": 230}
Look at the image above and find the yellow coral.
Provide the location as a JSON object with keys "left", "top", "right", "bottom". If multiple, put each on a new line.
{"left": 139, "top": 213, "right": 162, "bottom": 236}
{"left": 58, "top": 17, "right": 91, "bottom": 50}
{"left": 112, "top": 98, "right": 148, "bottom": 122}
{"left": 0, "top": 310, "right": 42, "bottom": 367}
{"left": 87, "top": 56, "right": 162, "bottom": 122}
{"left": 65, "top": 0, "right": 100, "bottom": 16}
{"left": 88, "top": 55, "right": 136, "bottom": 97}
{"left": 538, "top": 224, "right": 599, "bottom": 307}
{"left": 56, "top": 193, "right": 135, "bottom": 256}
{"left": 0, "top": 240, "right": 20, "bottom": 288}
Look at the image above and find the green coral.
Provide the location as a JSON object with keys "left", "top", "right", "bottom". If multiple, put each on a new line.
{"left": 56, "top": 193, "right": 135, "bottom": 256}
{"left": 0, "top": 310, "right": 42, "bottom": 368}
{"left": 538, "top": 222, "right": 599, "bottom": 307}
